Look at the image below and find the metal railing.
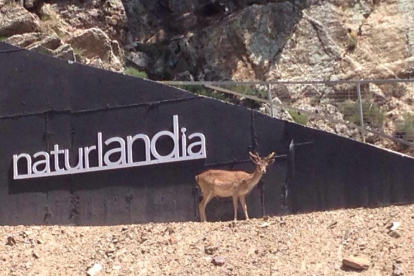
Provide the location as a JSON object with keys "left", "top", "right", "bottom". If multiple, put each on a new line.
{"left": 159, "top": 79, "right": 414, "bottom": 154}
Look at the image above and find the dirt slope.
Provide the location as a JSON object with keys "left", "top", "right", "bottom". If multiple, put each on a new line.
{"left": 0, "top": 204, "right": 413, "bottom": 276}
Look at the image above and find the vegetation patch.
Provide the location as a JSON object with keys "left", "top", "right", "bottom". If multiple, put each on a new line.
{"left": 174, "top": 85, "right": 227, "bottom": 102}
{"left": 227, "top": 85, "right": 268, "bottom": 99}
{"left": 339, "top": 100, "right": 385, "bottom": 127}
{"left": 124, "top": 67, "right": 148, "bottom": 79}
{"left": 288, "top": 110, "right": 308, "bottom": 125}
{"left": 378, "top": 83, "right": 407, "bottom": 98}
{"left": 395, "top": 113, "right": 414, "bottom": 143}
{"left": 224, "top": 85, "right": 267, "bottom": 109}
{"left": 346, "top": 28, "right": 358, "bottom": 51}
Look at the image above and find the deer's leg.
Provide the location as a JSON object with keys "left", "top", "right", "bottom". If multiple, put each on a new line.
{"left": 232, "top": 190, "right": 239, "bottom": 221}
{"left": 239, "top": 195, "right": 249, "bottom": 220}
{"left": 199, "top": 190, "right": 213, "bottom": 222}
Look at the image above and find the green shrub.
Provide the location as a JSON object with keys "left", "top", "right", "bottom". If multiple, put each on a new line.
{"left": 228, "top": 85, "right": 268, "bottom": 99}
{"left": 0, "top": 36, "right": 7, "bottom": 42}
{"left": 288, "top": 110, "right": 308, "bottom": 125}
{"left": 124, "top": 67, "right": 148, "bottom": 79}
{"left": 339, "top": 100, "right": 385, "bottom": 127}
{"left": 346, "top": 29, "right": 358, "bottom": 51}
{"left": 395, "top": 113, "right": 414, "bottom": 142}
{"left": 174, "top": 84, "right": 268, "bottom": 109}
{"left": 378, "top": 83, "right": 407, "bottom": 98}
{"left": 174, "top": 85, "right": 227, "bottom": 101}
{"left": 72, "top": 47, "right": 83, "bottom": 56}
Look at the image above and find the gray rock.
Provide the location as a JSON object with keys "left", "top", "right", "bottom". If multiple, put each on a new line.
{"left": 6, "top": 236, "right": 16, "bottom": 246}
{"left": 176, "top": 2, "right": 303, "bottom": 80}
{"left": 173, "top": 71, "right": 194, "bottom": 81}
{"left": 68, "top": 28, "right": 123, "bottom": 71}
{"left": 87, "top": 263, "right": 103, "bottom": 276}
{"left": 393, "top": 263, "right": 403, "bottom": 276}
{"left": 212, "top": 256, "right": 225, "bottom": 266}
{"left": 0, "top": 6, "right": 39, "bottom": 36}
{"left": 27, "top": 33, "right": 61, "bottom": 51}
{"left": 24, "top": 0, "right": 42, "bottom": 9}
{"left": 54, "top": 44, "right": 75, "bottom": 62}
{"left": 5, "top": 32, "right": 45, "bottom": 47}
{"left": 204, "top": 245, "right": 218, "bottom": 255}
{"left": 126, "top": 51, "right": 151, "bottom": 69}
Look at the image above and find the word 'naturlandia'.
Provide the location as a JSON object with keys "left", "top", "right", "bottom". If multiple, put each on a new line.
{"left": 13, "top": 115, "right": 206, "bottom": 179}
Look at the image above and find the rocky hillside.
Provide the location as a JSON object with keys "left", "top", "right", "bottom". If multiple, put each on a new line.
{"left": 1, "top": 204, "right": 413, "bottom": 275}
{"left": 1, "top": 0, "right": 413, "bottom": 153}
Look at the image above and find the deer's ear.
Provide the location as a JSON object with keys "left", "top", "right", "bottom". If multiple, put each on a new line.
{"left": 267, "top": 158, "right": 275, "bottom": 165}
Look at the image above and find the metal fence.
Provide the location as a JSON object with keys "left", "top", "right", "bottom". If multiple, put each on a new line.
{"left": 159, "top": 79, "right": 414, "bottom": 155}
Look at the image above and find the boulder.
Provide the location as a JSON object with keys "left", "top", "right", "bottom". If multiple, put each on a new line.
{"left": 125, "top": 51, "right": 151, "bottom": 70}
{"left": 5, "top": 32, "right": 75, "bottom": 62}
{"left": 184, "top": 2, "right": 303, "bottom": 80}
{"left": 54, "top": 43, "right": 75, "bottom": 61}
{"left": 173, "top": 71, "right": 194, "bottom": 81}
{"left": 4, "top": 32, "right": 45, "bottom": 47}
{"left": 24, "top": 0, "right": 42, "bottom": 9}
{"left": 342, "top": 255, "right": 370, "bottom": 270}
{"left": 0, "top": 6, "right": 39, "bottom": 37}
{"left": 27, "top": 33, "right": 61, "bottom": 51}
{"left": 68, "top": 28, "right": 122, "bottom": 70}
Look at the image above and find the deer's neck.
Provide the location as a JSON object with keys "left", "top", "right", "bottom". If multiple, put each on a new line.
{"left": 247, "top": 169, "right": 264, "bottom": 189}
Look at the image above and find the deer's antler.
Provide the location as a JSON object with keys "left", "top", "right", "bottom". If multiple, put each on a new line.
{"left": 249, "top": 151, "right": 260, "bottom": 162}
{"left": 265, "top": 152, "right": 275, "bottom": 161}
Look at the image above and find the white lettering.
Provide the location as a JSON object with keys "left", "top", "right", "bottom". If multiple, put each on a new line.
{"left": 104, "top": 137, "right": 126, "bottom": 166}
{"left": 12, "top": 115, "right": 207, "bottom": 180}
{"left": 84, "top": 145, "right": 96, "bottom": 169}
{"left": 187, "top": 133, "right": 207, "bottom": 157}
{"left": 97, "top": 132, "right": 103, "bottom": 167}
{"left": 181, "top": 128, "right": 187, "bottom": 157}
{"left": 150, "top": 115, "right": 179, "bottom": 160}
{"left": 13, "top": 153, "right": 32, "bottom": 178}
{"left": 32, "top": 152, "right": 50, "bottom": 174}
{"left": 51, "top": 144, "right": 64, "bottom": 172}
{"left": 127, "top": 134, "right": 150, "bottom": 163}
{"left": 64, "top": 148, "right": 84, "bottom": 171}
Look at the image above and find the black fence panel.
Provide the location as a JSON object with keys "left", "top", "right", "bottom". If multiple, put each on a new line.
{"left": 284, "top": 122, "right": 414, "bottom": 213}
{"left": 1, "top": 42, "right": 414, "bottom": 225}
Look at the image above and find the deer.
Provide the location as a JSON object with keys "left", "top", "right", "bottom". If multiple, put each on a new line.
{"left": 195, "top": 151, "right": 275, "bottom": 222}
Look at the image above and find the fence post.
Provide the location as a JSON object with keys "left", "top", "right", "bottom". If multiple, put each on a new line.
{"left": 357, "top": 83, "right": 366, "bottom": 143}
{"left": 267, "top": 83, "right": 274, "bottom": 117}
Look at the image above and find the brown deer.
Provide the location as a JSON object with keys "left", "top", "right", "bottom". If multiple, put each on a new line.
{"left": 195, "top": 152, "right": 275, "bottom": 222}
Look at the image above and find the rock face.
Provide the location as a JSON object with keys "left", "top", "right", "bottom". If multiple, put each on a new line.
{"left": 274, "top": 0, "right": 414, "bottom": 81}
{"left": 24, "top": 0, "right": 42, "bottom": 9}
{"left": 2, "top": 2, "right": 124, "bottom": 70}
{"left": 68, "top": 28, "right": 123, "bottom": 71}
{"left": 0, "top": 5, "right": 39, "bottom": 36}
{"left": 121, "top": 0, "right": 414, "bottom": 84}
{"left": 56, "top": 0, "right": 127, "bottom": 41}
{"left": 5, "top": 32, "right": 76, "bottom": 61}
{"left": 188, "top": 2, "right": 304, "bottom": 80}
{"left": 125, "top": 51, "right": 151, "bottom": 70}
{"left": 2, "top": 0, "right": 414, "bottom": 83}
{"left": 1, "top": 0, "right": 413, "bottom": 153}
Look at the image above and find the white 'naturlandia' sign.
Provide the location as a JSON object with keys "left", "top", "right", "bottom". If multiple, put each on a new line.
{"left": 13, "top": 115, "right": 207, "bottom": 180}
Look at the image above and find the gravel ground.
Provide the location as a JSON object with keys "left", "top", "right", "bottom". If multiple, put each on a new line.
{"left": 0, "top": 204, "right": 413, "bottom": 276}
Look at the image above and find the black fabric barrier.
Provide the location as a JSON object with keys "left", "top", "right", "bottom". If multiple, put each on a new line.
{"left": 0, "top": 42, "right": 413, "bottom": 225}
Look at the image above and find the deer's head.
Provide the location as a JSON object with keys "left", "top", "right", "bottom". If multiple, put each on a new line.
{"left": 249, "top": 151, "right": 276, "bottom": 174}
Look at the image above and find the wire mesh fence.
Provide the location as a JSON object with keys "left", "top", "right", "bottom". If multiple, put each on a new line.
{"left": 162, "top": 80, "right": 414, "bottom": 155}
